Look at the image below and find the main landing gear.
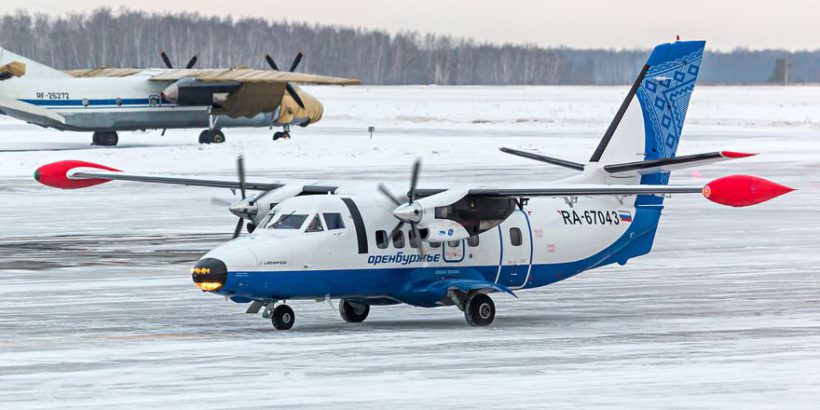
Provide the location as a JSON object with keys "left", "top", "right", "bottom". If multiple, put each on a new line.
{"left": 339, "top": 299, "right": 370, "bottom": 323}
{"left": 198, "top": 128, "right": 225, "bottom": 144}
{"left": 272, "top": 124, "right": 291, "bottom": 141}
{"left": 92, "top": 131, "right": 118, "bottom": 146}
{"left": 463, "top": 293, "right": 496, "bottom": 327}
{"left": 199, "top": 112, "right": 226, "bottom": 144}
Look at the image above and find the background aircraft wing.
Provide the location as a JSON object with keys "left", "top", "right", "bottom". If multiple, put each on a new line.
{"left": 149, "top": 68, "right": 360, "bottom": 85}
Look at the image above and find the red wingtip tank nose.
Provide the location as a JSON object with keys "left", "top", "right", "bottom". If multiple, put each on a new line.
{"left": 703, "top": 175, "right": 795, "bottom": 207}
{"left": 34, "top": 160, "right": 120, "bottom": 189}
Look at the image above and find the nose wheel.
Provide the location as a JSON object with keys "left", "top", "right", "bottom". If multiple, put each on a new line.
{"left": 270, "top": 304, "right": 295, "bottom": 330}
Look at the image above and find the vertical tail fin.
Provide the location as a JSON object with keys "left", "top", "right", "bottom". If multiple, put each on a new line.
{"left": 0, "top": 47, "right": 69, "bottom": 79}
{"left": 589, "top": 40, "right": 705, "bottom": 183}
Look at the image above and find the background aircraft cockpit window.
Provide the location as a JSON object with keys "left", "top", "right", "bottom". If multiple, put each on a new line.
{"left": 392, "top": 230, "right": 405, "bottom": 248}
{"left": 375, "top": 230, "right": 389, "bottom": 249}
{"left": 269, "top": 213, "right": 308, "bottom": 230}
{"left": 305, "top": 214, "right": 325, "bottom": 232}
{"left": 323, "top": 213, "right": 345, "bottom": 230}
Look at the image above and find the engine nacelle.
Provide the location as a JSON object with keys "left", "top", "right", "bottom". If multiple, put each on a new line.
{"left": 398, "top": 188, "right": 517, "bottom": 242}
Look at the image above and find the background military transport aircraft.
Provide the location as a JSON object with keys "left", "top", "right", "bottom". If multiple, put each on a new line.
{"left": 0, "top": 47, "right": 359, "bottom": 146}
{"left": 33, "top": 40, "right": 793, "bottom": 329}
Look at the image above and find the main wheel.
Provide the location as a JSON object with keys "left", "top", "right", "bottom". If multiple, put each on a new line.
{"left": 272, "top": 131, "right": 283, "bottom": 141}
{"left": 211, "top": 129, "right": 225, "bottom": 144}
{"left": 339, "top": 299, "right": 370, "bottom": 323}
{"left": 464, "top": 293, "right": 495, "bottom": 327}
{"left": 271, "top": 304, "right": 295, "bottom": 330}
{"left": 102, "top": 132, "right": 118, "bottom": 146}
{"left": 91, "top": 132, "right": 101, "bottom": 145}
{"left": 199, "top": 130, "right": 211, "bottom": 144}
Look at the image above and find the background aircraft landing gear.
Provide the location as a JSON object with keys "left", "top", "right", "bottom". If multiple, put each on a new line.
{"left": 271, "top": 304, "right": 295, "bottom": 330}
{"left": 92, "top": 131, "right": 118, "bottom": 146}
{"left": 198, "top": 129, "right": 225, "bottom": 144}
{"left": 273, "top": 125, "right": 291, "bottom": 141}
{"left": 339, "top": 299, "right": 370, "bottom": 323}
{"left": 464, "top": 293, "right": 495, "bottom": 327}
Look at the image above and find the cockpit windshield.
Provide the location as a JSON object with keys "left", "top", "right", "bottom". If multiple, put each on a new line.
{"left": 267, "top": 212, "right": 308, "bottom": 230}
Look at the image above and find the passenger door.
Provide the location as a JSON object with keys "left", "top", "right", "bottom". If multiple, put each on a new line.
{"left": 496, "top": 210, "right": 532, "bottom": 288}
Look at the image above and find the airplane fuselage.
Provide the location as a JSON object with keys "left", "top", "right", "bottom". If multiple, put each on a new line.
{"left": 0, "top": 74, "right": 305, "bottom": 131}
{"left": 200, "top": 193, "right": 661, "bottom": 308}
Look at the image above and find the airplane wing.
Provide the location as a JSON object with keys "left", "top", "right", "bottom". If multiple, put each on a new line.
{"left": 33, "top": 160, "right": 337, "bottom": 194}
{"left": 0, "top": 95, "right": 65, "bottom": 126}
{"left": 148, "top": 68, "right": 361, "bottom": 85}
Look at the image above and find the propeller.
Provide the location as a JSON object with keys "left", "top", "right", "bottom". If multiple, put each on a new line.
{"left": 264, "top": 51, "right": 306, "bottom": 109}
{"left": 231, "top": 155, "right": 247, "bottom": 239}
{"left": 377, "top": 159, "right": 426, "bottom": 256}
{"left": 160, "top": 49, "right": 199, "bottom": 69}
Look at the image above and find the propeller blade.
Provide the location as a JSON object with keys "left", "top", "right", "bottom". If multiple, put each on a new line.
{"left": 210, "top": 197, "right": 233, "bottom": 207}
{"left": 390, "top": 220, "right": 404, "bottom": 237}
{"left": 160, "top": 49, "right": 173, "bottom": 69}
{"left": 236, "top": 155, "right": 247, "bottom": 200}
{"left": 264, "top": 54, "right": 279, "bottom": 70}
{"left": 411, "top": 222, "right": 426, "bottom": 257}
{"left": 408, "top": 159, "right": 421, "bottom": 204}
{"left": 288, "top": 51, "right": 303, "bottom": 72}
{"left": 289, "top": 51, "right": 303, "bottom": 72}
{"left": 378, "top": 183, "right": 402, "bottom": 206}
{"left": 232, "top": 217, "right": 244, "bottom": 239}
{"left": 185, "top": 54, "right": 199, "bottom": 69}
{"left": 285, "top": 84, "right": 306, "bottom": 109}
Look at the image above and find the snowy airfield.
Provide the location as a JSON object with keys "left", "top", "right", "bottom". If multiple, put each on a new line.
{"left": 1, "top": 86, "right": 819, "bottom": 408}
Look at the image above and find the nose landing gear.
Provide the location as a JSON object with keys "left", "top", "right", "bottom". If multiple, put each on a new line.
{"left": 198, "top": 128, "right": 225, "bottom": 144}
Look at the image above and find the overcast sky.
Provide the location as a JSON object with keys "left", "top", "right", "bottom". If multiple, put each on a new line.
{"left": 5, "top": 0, "right": 818, "bottom": 51}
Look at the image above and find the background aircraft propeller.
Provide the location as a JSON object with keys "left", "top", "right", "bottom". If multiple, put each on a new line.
{"left": 264, "top": 51, "right": 306, "bottom": 109}
{"left": 160, "top": 49, "right": 199, "bottom": 69}
{"left": 378, "top": 159, "right": 426, "bottom": 256}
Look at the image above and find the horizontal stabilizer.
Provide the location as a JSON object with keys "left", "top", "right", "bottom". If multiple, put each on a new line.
{"left": 604, "top": 151, "right": 755, "bottom": 176}
{"left": 0, "top": 95, "right": 65, "bottom": 125}
{"left": 499, "top": 147, "right": 584, "bottom": 171}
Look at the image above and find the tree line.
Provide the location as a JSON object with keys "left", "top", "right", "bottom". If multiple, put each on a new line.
{"left": 2, "top": 8, "right": 818, "bottom": 85}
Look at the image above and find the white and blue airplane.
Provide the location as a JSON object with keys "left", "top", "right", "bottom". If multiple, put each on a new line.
{"left": 0, "top": 48, "right": 359, "bottom": 145}
{"left": 34, "top": 40, "right": 793, "bottom": 329}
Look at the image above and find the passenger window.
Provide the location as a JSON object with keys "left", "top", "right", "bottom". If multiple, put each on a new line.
{"left": 323, "top": 213, "right": 345, "bottom": 230}
{"left": 510, "top": 227, "right": 523, "bottom": 246}
{"left": 305, "top": 214, "right": 324, "bottom": 233}
{"left": 467, "top": 235, "right": 480, "bottom": 247}
{"left": 429, "top": 241, "right": 442, "bottom": 248}
{"left": 447, "top": 240, "right": 460, "bottom": 248}
{"left": 392, "top": 230, "right": 405, "bottom": 248}
{"left": 408, "top": 229, "right": 420, "bottom": 248}
{"left": 376, "top": 230, "right": 389, "bottom": 249}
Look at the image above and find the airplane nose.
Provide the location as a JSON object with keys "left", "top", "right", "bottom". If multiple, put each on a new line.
{"left": 191, "top": 258, "right": 227, "bottom": 292}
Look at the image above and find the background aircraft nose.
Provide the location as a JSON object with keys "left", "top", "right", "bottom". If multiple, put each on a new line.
{"left": 191, "top": 258, "right": 227, "bottom": 292}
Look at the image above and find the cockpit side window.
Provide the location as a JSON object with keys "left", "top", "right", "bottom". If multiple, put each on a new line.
{"left": 322, "top": 213, "right": 345, "bottom": 230}
{"left": 268, "top": 213, "right": 308, "bottom": 229}
{"left": 305, "top": 214, "right": 324, "bottom": 233}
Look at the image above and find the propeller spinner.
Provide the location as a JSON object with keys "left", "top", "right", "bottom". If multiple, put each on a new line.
{"left": 378, "top": 159, "right": 427, "bottom": 256}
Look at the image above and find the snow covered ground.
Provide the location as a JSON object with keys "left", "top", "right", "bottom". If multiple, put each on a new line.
{"left": 0, "top": 86, "right": 818, "bottom": 408}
